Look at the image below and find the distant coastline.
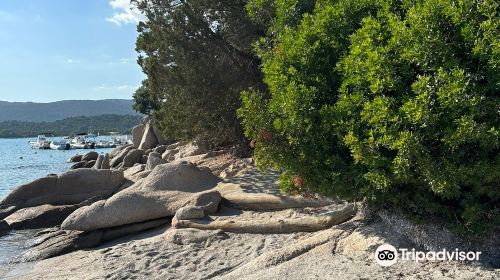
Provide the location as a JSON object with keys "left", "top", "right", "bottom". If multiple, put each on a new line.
{"left": 0, "top": 99, "right": 140, "bottom": 122}
{"left": 0, "top": 114, "right": 141, "bottom": 138}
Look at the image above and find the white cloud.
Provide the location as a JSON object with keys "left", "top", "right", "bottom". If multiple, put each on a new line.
{"left": 66, "top": 59, "right": 81, "bottom": 64}
{"left": 106, "top": 0, "right": 146, "bottom": 26}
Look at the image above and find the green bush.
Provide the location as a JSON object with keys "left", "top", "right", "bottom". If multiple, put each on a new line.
{"left": 240, "top": 0, "right": 499, "bottom": 232}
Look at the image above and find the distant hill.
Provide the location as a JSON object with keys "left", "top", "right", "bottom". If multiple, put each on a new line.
{"left": 0, "top": 114, "right": 142, "bottom": 138}
{"left": 0, "top": 99, "right": 140, "bottom": 122}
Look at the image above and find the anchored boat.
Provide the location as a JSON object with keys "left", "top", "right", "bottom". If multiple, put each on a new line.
{"left": 50, "top": 141, "right": 71, "bottom": 150}
{"left": 70, "top": 134, "right": 95, "bottom": 149}
{"left": 30, "top": 135, "right": 51, "bottom": 149}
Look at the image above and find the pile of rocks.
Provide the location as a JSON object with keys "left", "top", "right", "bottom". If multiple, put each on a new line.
{"left": 68, "top": 117, "right": 171, "bottom": 171}
{"left": 68, "top": 151, "right": 111, "bottom": 170}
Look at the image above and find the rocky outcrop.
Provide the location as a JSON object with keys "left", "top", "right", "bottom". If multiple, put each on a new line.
{"left": 122, "top": 149, "right": 144, "bottom": 168}
{"left": 68, "top": 155, "right": 82, "bottom": 163}
{"left": 146, "top": 152, "right": 165, "bottom": 171}
{"left": 61, "top": 161, "right": 221, "bottom": 232}
{"left": 139, "top": 161, "right": 221, "bottom": 193}
{"left": 81, "top": 151, "right": 98, "bottom": 162}
{"left": 83, "top": 160, "right": 96, "bottom": 168}
{"left": 0, "top": 220, "right": 9, "bottom": 234}
{"left": 70, "top": 162, "right": 86, "bottom": 169}
{"left": 131, "top": 124, "right": 145, "bottom": 147}
{"left": 123, "top": 164, "right": 152, "bottom": 184}
{"left": 110, "top": 146, "right": 134, "bottom": 168}
{"left": 4, "top": 204, "right": 81, "bottom": 230}
{"left": 93, "top": 155, "right": 104, "bottom": 169}
{"left": 153, "top": 145, "right": 168, "bottom": 155}
{"left": 138, "top": 121, "right": 158, "bottom": 150}
{"left": 161, "top": 142, "right": 207, "bottom": 162}
{"left": 130, "top": 171, "right": 151, "bottom": 185}
{"left": 101, "top": 153, "right": 110, "bottom": 169}
{"left": 0, "top": 205, "right": 16, "bottom": 220}
{"left": 133, "top": 117, "right": 170, "bottom": 150}
{"left": 2, "top": 196, "right": 104, "bottom": 230}
{"left": 176, "top": 142, "right": 206, "bottom": 160}
{"left": 124, "top": 164, "right": 146, "bottom": 181}
{"left": 0, "top": 169, "right": 125, "bottom": 211}
{"left": 109, "top": 144, "right": 132, "bottom": 159}
{"left": 62, "top": 190, "right": 221, "bottom": 232}
{"left": 174, "top": 206, "right": 205, "bottom": 220}
{"left": 162, "top": 148, "right": 179, "bottom": 162}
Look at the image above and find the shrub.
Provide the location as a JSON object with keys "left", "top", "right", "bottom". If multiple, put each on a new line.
{"left": 241, "top": 0, "right": 499, "bottom": 232}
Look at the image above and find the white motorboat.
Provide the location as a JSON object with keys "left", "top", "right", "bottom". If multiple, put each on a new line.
{"left": 70, "top": 135, "right": 95, "bottom": 149}
{"left": 50, "top": 141, "right": 71, "bottom": 150}
{"left": 30, "top": 135, "right": 51, "bottom": 149}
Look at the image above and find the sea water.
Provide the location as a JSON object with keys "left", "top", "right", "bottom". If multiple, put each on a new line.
{"left": 0, "top": 137, "right": 113, "bottom": 277}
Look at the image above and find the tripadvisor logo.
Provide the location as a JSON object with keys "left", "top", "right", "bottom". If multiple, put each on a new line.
{"left": 375, "top": 244, "right": 398, "bottom": 266}
{"left": 374, "top": 243, "right": 481, "bottom": 267}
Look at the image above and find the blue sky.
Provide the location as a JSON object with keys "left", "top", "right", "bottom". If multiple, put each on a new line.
{"left": 0, "top": 0, "right": 145, "bottom": 102}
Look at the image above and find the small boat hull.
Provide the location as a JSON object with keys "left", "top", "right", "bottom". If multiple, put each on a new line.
{"left": 70, "top": 143, "right": 89, "bottom": 149}
{"left": 30, "top": 143, "right": 50, "bottom": 149}
{"left": 50, "top": 142, "right": 71, "bottom": 150}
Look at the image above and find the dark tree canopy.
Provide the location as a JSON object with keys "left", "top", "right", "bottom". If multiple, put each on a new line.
{"left": 133, "top": 81, "right": 160, "bottom": 115}
{"left": 134, "top": 0, "right": 265, "bottom": 147}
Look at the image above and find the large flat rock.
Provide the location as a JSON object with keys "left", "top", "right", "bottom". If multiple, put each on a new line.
{"left": 0, "top": 169, "right": 125, "bottom": 210}
{"left": 61, "top": 161, "right": 222, "bottom": 232}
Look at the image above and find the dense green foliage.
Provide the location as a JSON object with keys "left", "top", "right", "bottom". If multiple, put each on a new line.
{"left": 240, "top": 0, "right": 499, "bottom": 232}
{"left": 134, "top": 0, "right": 265, "bottom": 147}
{"left": 133, "top": 82, "right": 161, "bottom": 115}
{"left": 0, "top": 114, "right": 141, "bottom": 138}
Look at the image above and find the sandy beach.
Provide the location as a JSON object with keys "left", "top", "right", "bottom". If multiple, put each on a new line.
{"left": 12, "top": 207, "right": 499, "bottom": 280}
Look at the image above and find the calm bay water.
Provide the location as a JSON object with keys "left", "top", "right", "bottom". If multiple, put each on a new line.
{"left": 0, "top": 137, "right": 113, "bottom": 277}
